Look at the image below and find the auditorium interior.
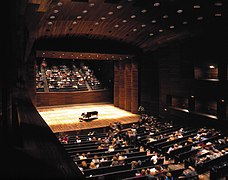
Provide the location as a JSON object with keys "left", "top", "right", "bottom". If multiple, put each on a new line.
{"left": 1, "top": 0, "right": 228, "bottom": 179}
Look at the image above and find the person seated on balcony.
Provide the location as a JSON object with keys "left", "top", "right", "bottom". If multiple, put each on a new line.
{"left": 110, "top": 156, "right": 119, "bottom": 166}
{"left": 92, "top": 155, "right": 100, "bottom": 165}
{"left": 89, "top": 162, "right": 98, "bottom": 169}
{"left": 75, "top": 136, "right": 81, "bottom": 143}
{"left": 79, "top": 153, "right": 87, "bottom": 160}
{"left": 79, "top": 161, "right": 88, "bottom": 173}
{"left": 108, "top": 145, "right": 115, "bottom": 152}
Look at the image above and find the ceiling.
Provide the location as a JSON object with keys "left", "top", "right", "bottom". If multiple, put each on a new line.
{"left": 19, "top": 0, "right": 227, "bottom": 60}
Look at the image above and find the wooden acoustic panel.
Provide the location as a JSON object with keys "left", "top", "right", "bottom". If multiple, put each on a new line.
{"left": 36, "top": 90, "right": 112, "bottom": 107}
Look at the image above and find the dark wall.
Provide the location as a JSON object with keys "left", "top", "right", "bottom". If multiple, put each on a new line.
{"left": 150, "top": 33, "right": 228, "bottom": 125}
{"left": 139, "top": 55, "right": 159, "bottom": 116}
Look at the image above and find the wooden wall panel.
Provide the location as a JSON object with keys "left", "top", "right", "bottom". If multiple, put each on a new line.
{"left": 119, "top": 61, "right": 125, "bottom": 109}
{"left": 131, "top": 62, "right": 138, "bottom": 114}
{"left": 124, "top": 62, "right": 131, "bottom": 111}
{"left": 114, "top": 62, "right": 119, "bottom": 107}
{"left": 36, "top": 90, "right": 112, "bottom": 107}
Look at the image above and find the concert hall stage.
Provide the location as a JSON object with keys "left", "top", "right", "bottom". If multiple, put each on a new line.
{"left": 37, "top": 102, "right": 140, "bottom": 133}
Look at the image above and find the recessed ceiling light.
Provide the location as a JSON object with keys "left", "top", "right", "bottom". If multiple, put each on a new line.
{"left": 141, "top": 9, "right": 147, "bottom": 13}
{"left": 132, "top": 28, "right": 137, "bottom": 32}
{"left": 89, "top": 3, "right": 95, "bottom": 7}
{"left": 117, "top": 5, "right": 123, "bottom": 9}
{"left": 50, "top": 15, "right": 55, "bottom": 19}
{"left": 141, "top": 24, "right": 146, "bottom": 28}
{"left": 152, "top": 20, "right": 156, "bottom": 23}
{"left": 215, "top": 13, "right": 222, "bottom": 17}
{"left": 177, "top": 9, "right": 183, "bottom": 13}
{"left": 48, "top": 21, "right": 53, "bottom": 25}
{"left": 57, "top": 2, "right": 63, "bottom": 6}
{"left": 101, "top": 17, "right": 106, "bottom": 20}
{"left": 82, "top": 10, "right": 88, "bottom": 14}
{"left": 197, "top": 16, "right": 203, "bottom": 20}
{"left": 182, "top": 21, "right": 188, "bottom": 25}
{"left": 214, "top": 2, "right": 223, "bottom": 6}
{"left": 73, "top": 21, "right": 77, "bottom": 24}
{"left": 159, "top": 29, "right": 163, "bottom": 32}
{"left": 163, "top": 15, "right": 168, "bottom": 19}
{"left": 149, "top": 33, "right": 154, "bottom": 36}
{"left": 77, "top": 16, "right": 82, "bottom": 19}
{"left": 95, "top": 22, "right": 99, "bottom": 25}
{"left": 53, "top": 9, "right": 59, "bottom": 13}
{"left": 131, "top": 15, "right": 136, "bottom": 19}
{"left": 209, "top": 65, "right": 215, "bottom": 69}
{"left": 122, "top": 19, "right": 127, "bottom": 23}
{"left": 154, "top": 2, "right": 160, "bottom": 7}
{"left": 170, "top": 25, "right": 175, "bottom": 29}
{"left": 108, "top": 11, "right": 114, "bottom": 15}
{"left": 193, "top": 5, "right": 201, "bottom": 9}
{"left": 114, "top": 24, "right": 119, "bottom": 28}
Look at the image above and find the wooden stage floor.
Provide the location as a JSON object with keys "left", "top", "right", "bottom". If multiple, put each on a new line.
{"left": 36, "top": 102, "right": 140, "bottom": 133}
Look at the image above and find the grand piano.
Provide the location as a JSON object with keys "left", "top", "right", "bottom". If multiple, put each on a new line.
{"left": 79, "top": 111, "right": 98, "bottom": 121}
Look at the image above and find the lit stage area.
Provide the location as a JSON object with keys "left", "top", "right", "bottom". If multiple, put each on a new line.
{"left": 37, "top": 102, "right": 140, "bottom": 133}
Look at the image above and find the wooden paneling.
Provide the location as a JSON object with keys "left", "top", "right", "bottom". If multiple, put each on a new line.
{"left": 118, "top": 61, "right": 125, "bottom": 109}
{"left": 113, "top": 60, "right": 138, "bottom": 114}
{"left": 124, "top": 62, "right": 131, "bottom": 111}
{"left": 114, "top": 62, "right": 119, "bottom": 107}
{"left": 36, "top": 90, "right": 112, "bottom": 107}
{"left": 131, "top": 62, "right": 138, "bottom": 114}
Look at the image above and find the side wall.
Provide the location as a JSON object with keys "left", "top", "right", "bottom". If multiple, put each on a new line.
{"left": 114, "top": 60, "right": 138, "bottom": 114}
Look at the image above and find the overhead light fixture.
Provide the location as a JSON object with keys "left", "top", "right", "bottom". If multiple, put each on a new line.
{"left": 114, "top": 24, "right": 119, "bottom": 28}
{"left": 141, "top": 24, "right": 146, "bottom": 28}
{"left": 182, "top": 21, "right": 188, "bottom": 25}
{"left": 170, "top": 25, "right": 175, "bottom": 29}
{"left": 177, "top": 9, "right": 183, "bottom": 13}
{"left": 117, "top": 5, "right": 123, "bottom": 9}
{"left": 82, "top": 10, "right": 88, "bottom": 14}
{"left": 197, "top": 16, "right": 203, "bottom": 20}
{"left": 48, "top": 21, "right": 53, "bottom": 25}
{"left": 149, "top": 33, "right": 154, "bottom": 36}
{"left": 214, "top": 2, "right": 223, "bottom": 6}
{"left": 159, "top": 29, "right": 163, "bottom": 32}
{"left": 77, "top": 16, "right": 82, "bottom": 19}
{"left": 57, "top": 2, "right": 63, "bottom": 6}
{"left": 131, "top": 15, "right": 136, "bottom": 19}
{"left": 209, "top": 65, "right": 215, "bottom": 69}
{"left": 50, "top": 15, "right": 55, "bottom": 19}
{"left": 215, "top": 13, "right": 222, "bottom": 17}
{"left": 193, "top": 5, "right": 201, "bottom": 9}
{"left": 108, "top": 11, "right": 114, "bottom": 15}
{"left": 89, "top": 3, "right": 95, "bottom": 7}
{"left": 132, "top": 28, "right": 137, "bottom": 32}
{"left": 53, "top": 9, "right": 59, "bottom": 13}
{"left": 163, "top": 15, "right": 168, "bottom": 19}
{"left": 101, "top": 17, "right": 106, "bottom": 20}
{"left": 122, "top": 20, "right": 127, "bottom": 23}
{"left": 72, "top": 21, "right": 77, "bottom": 24}
{"left": 141, "top": 9, "right": 147, "bottom": 13}
{"left": 152, "top": 20, "right": 156, "bottom": 23}
{"left": 154, "top": 2, "right": 160, "bottom": 7}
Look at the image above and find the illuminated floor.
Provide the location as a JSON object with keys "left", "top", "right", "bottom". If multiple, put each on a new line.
{"left": 37, "top": 102, "right": 140, "bottom": 133}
